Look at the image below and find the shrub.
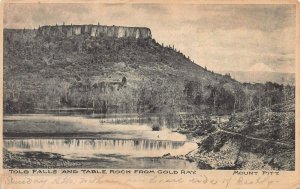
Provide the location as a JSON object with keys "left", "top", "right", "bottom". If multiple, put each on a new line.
{"left": 152, "top": 123, "right": 160, "bottom": 131}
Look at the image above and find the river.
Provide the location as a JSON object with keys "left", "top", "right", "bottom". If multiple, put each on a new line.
{"left": 3, "top": 114, "right": 198, "bottom": 169}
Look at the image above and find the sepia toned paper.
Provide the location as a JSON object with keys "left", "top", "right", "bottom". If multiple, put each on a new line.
{"left": 1, "top": 0, "right": 300, "bottom": 188}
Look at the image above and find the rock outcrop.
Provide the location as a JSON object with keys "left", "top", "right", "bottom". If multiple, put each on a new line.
{"left": 37, "top": 24, "right": 152, "bottom": 39}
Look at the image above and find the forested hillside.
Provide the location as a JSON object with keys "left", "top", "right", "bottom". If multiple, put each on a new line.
{"left": 3, "top": 26, "right": 295, "bottom": 115}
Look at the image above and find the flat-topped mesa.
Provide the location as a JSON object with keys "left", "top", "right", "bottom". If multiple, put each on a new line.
{"left": 37, "top": 24, "right": 152, "bottom": 39}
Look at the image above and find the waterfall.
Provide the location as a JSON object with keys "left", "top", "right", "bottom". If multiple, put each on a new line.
{"left": 4, "top": 139, "right": 196, "bottom": 158}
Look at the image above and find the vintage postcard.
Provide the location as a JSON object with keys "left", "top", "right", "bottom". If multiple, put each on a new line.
{"left": 1, "top": 0, "right": 299, "bottom": 188}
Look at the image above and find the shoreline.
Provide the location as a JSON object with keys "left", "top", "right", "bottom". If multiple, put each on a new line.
{"left": 3, "top": 149, "right": 198, "bottom": 169}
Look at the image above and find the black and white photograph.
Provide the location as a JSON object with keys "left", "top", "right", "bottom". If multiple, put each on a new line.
{"left": 3, "top": 2, "right": 296, "bottom": 171}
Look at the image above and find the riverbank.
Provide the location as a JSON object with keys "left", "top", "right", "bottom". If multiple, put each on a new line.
{"left": 175, "top": 112, "right": 295, "bottom": 170}
{"left": 185, "top": 132, "right": 294, "bottom": 170}
{"left": 3, "top": 149, "right": 82, "bottom": 169}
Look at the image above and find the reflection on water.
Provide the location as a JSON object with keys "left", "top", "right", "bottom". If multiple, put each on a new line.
{"left": 4, "top": 115, "right": 187, "bottom": 141}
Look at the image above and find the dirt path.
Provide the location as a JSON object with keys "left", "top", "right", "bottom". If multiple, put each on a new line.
{"left": 215, "top": 125, "right": 293, "bottom": 148}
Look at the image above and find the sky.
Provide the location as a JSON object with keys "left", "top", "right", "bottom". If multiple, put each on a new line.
{"left": 4, "top": 3, "right": 296, "bottom": 73}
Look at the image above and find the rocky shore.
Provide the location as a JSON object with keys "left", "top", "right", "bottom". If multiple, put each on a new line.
{"left": 168, "top": 111, "right": 295, "bottom": 171}
{"left": 3, "top": 149, "right": 82, "bottom": 169}
{"left": 172, "top": 129, "right": 294, "bottom": 170}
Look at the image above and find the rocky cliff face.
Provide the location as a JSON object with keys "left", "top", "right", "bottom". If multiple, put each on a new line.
{"left": 37, "top": 25, "right": 152, "bottom": 39}
{"left": 4, "top": 29, "right": 37, "bottom": 43}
